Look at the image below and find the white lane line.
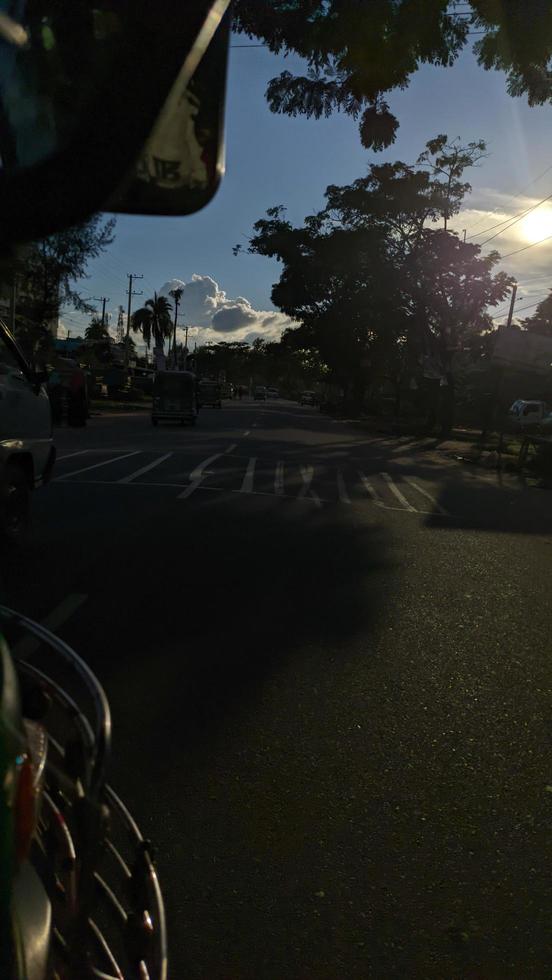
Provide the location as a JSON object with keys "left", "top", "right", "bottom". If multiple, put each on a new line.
{"left": 243, "top": 430, "right": 251, "bottom": 436}
{"left": 337, "top": 469, "right": 351, "bottom": 504}
{"left": 381, "top": 472, "right": 416, "bottom": 512}
{"left": 178, "top": 479, "right": 204, "bottom": 500}
{"left": 118, "top": 453, "right": 173, "bottom": 484}
{"left": 275, "top": 461, "right": 285, "bottom": 495}
{"left": 56, "top": 451, "right": 140, "bottom": 480}
{"left": 189, "top": 453, "right": 224, "bottom": 481}
{"left": 299, "top": 465, "right": 322, "bottom": 508}
{"left": 240, "top": 457, "right": 257, "bottom": 493}
{"left": 225, "top": 443, "right": 238, "bottom": 454}
{"left": 64, "top": 479, "right": 330, "bottom": 503}
{"left": 13, "top": 593, "right": 88, "bottom": 658}
{"left": 57, "top": 450, "right": 88, "bottom": 461}
{"left": 403, "top": 478, "right": 451, "bottom": 516}
{"left": 360, "top": 473, "right": 385, "bottom": 507}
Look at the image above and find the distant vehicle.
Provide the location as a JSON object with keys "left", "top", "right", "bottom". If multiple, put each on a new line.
{"left": 198, "top": 379, "right": 222, "bottom": 409}
{"left": 300, "top": 390, "right": 316, "bottom": 406}
{"left": 266, "top": 386, "right": 279, "bottom": 399}
{"left": 0, "top": 319, "right": 55, "bottom": 541}
{"left": 507, "top": 399, "right": 549, "bottom": 430}
{"left": 221, "top": 381, "right": 234, "bottom": 398}
{"left": 152, "top": 370, "right": 198, "bottom": 426}
{"left": 254, "top": 386, "right": 267, "bottom": 400}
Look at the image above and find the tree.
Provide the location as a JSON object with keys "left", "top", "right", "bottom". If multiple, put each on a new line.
{"left": 84, "top": 314, "right": 112, "bottom": 364}
{"left": 169, "top": 287, "right": 183, "bottom": 355}
{"left": 234, "top": 1, "right": 552, "bottom": 149}
{"left": 522, "top": 292, "right": 552, "bottom": 336}
{"left": 11, "top": 215, "right": 115, "bottom": 359}
{"left": 238, "top": 136, "right": 513, "bottom": 428}
{"left": 131, "top": 293, "right": 173, "bottom": 351}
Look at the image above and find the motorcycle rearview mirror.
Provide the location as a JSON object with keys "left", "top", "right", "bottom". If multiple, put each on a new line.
{"left": 0, "top": 0, "right": 231, "bottom": 247}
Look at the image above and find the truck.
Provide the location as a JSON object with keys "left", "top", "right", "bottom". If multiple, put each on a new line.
{"left": 0, "top": 319, "right": 55, "bottom": 542}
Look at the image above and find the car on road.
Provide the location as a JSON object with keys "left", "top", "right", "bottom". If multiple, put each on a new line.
{"left": 254, "top": 386, "right": 267, "bottom": 400}
{"left": 152, "top": 370, "right": 199, "bottom": 426}
{"left": 198, "top": 379, "right": 222, "bottom": 409}
{"left": 266, "top": 386, "right": 279, "bottom": 399}
{"left": 300, "top": 390, "right": 316, "bottom": 406}
{"left": 0, "top": 319, "right": 56, "bottom": 541}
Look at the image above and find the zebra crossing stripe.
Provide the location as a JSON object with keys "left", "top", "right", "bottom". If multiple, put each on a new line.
{"left": 359, "top": 473, "right": 385, "bottom": 507}
{"left": 403, "top": 478, "right": 451, "bottom": 516}
{"left": 381, "top": 472, "right": 416, "bottom": 512}
{"left": 275, "top": 461, "right": 285, "bottom": 495}
{"left": 240, "top": 457, "right": 257, "bottom": 493}
{"left": 337, "top": 469, "right": 351, "bottom": 504}
{"left": 299, "top": 466, "right": 322, "bottom": 507}
{"left": 118, "top": 453, "right": 173, "bottom": 484}
{"left": 56, "top": 451, "right": 140, "bottom": 480}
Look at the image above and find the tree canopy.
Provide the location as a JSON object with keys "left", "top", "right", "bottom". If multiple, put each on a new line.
{"left": 237, "top": 135, "right": 513, "bottom": 429}
{"left": 5, "top": 216, "right": 115, "bottom": 358}
{"left": 234, "top": 1, "right": 552, "bottom": 149}
{"left": 131, "top": 293, "right": 173, "bottom": 350}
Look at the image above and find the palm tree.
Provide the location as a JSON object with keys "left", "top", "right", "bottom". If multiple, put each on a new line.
{"left": 169, "top": 287, "right": 183, "bottom": 356}
{"left": 84, "top": 315, "right": 109, "bottom": 343}
{"left": 131, "top": 293, "right": 173, "bottom": 352}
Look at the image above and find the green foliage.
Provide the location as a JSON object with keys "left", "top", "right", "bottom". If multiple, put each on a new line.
{"left": 238, "top": 134, "right": 514, "bottom": 425}
{"left": 521, "top": 291, "right": 552, "bottom": 336}
{"left": 233, "top": 2, "right": 552, "bottom": 149}
{"left": 131, "top": 293, "right": 173, "bottom": 349}
{"left": 6, "top": 215, "right": 115, "bottom": 358}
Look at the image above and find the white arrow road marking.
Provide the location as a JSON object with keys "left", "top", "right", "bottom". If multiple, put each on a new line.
{"left": 118, "top": 453, "right": 173, "bottom": 484}
{"left": 381, "top": 472, "right": 416, "bottom": 512}
{"left": 189, "top": 453, "right": 224, "bottom": 481}
{"left": 299, "top": 466, "right": 322, "bottom": 507}
{"left": 275, "top": 461, "right": 285, "bottom": 495}
{"left": 56, "top": 451, "right": 140, "bottom": 480}
{"left": 337, "top": 469, "right": 351, "bottom": 504}
{"left": 403, "top": 478, "right": 451, "bottom": 516}
{"left": 240, "top": 458, "right": 257, "bottom": 493}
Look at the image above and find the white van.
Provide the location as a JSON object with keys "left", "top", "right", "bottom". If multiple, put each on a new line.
{"left": 0, "top": 320, "right": 55, "bottom": 541}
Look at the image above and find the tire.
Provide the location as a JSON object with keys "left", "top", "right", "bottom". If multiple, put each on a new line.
{"left": 190, "top": 417, "right": 197, "bottom": 426}
{"left": 1, "top": 462, "right": 30, "bottom": 545}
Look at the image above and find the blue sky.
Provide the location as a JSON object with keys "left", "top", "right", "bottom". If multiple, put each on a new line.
{"left": 61, "top": 36, "right": 552, "bottom": 343}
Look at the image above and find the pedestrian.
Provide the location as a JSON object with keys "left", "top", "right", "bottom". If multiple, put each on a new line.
{"left": 68, "top": 365, "right": 87, "bottom": 426}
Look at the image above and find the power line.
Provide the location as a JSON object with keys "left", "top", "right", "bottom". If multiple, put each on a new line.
{"left": 500, "top": 232, "right": 552, "bottom": 259}
{"left": 469, "top": 190, "right": 552, "bottom": 243}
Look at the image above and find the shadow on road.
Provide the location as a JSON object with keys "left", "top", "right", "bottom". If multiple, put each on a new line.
{"left": 99, "top": 496, "right": 391, "bottom": 753}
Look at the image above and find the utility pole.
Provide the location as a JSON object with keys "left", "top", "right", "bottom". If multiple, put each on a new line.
{"left": 100, "top": 296, "right": 109, "bottom": 328}
{"left": 91, "top": 295, "right": 110, "bottom": 328}
{"left": 124, "top": 273, "right": 143, "bottom": 369}
{"left": 172, "top": 293, "right": 180, "bottom": 360}
{"left": 506, "top": 282, "right": 518, "bottom": 328}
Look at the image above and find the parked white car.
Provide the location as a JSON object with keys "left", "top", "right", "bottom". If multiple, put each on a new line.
{"left": 507, "top": 399, "right": 549, "bottom": 430}
{"left": 0, "top": 320, "right": 55, "bottom": 541}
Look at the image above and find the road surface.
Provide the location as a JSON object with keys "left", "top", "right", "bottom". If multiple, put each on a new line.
{"left": 2, "top": 400, "right": 551, "bottom": 978}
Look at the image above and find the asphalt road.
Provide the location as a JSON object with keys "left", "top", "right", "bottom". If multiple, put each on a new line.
{"left": 2, "top": 399, "right": 551, "bottom": 978}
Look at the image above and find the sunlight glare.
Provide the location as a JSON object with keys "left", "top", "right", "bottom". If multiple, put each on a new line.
{"left": 520, "top": 208, "right": 552, "bottom": 244}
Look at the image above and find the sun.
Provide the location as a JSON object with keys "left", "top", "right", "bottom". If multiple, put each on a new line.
{"left": 520, "top": 208, "right": 552, "bottom": 244}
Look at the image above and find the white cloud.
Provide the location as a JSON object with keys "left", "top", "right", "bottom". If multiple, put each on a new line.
{"left": 159, "top": 273, "right": 298, "bottom": 344}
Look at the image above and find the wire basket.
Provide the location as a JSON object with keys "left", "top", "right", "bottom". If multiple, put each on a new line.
{"left": 0, "top": 605, "right": 167, "bottom": 980}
